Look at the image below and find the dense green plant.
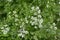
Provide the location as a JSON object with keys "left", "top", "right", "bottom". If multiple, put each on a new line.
{"left": 0, "top": 0, "right": 60, "bottom": 40}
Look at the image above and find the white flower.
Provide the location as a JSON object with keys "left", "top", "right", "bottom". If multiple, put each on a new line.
{"left": 15, "top": 18, "right": 19, "bottom": 22}
{"left": 31, "top": 22, "right": 35, "bottom": 25}
{"left": 23, "top": 31, "right": 29, "bottom": 34}
{"left": 15, "top": 14, "right": 18, "bottom": 17}
{"left": 38, "top": 10, "right": 41, "bottom": 14}
{"left": 34, "top": 12, "right": 37, "bottom": 15}
{"left": 30, "top": 21, "right": 32, "bottom": 23}
{"left": 4, "top": 24, "right": 8, "bottom": 27}
{"left": 8, "top": 15, "right": 11, "bottom": 18}
{"left": 8, "top": 12, "right": 11, "bottom": 14}
{"left": 36, "top": 6, "right": 39, "bottom": 10}
{"left": 2, "top": 27, "right": 10, "bottom": 34}
{"left": 18, "top": 33, "right": 25, "bottom": 38}
{"left": 50, "top": 26, "right": 53, "bottom": 29}
{"left": 46, "top": 4, "right": 49, "bottom": 8}
{"left": 38, "top": 15, "right": 42, "bottom": 18}
{"left": 18, "top": 28, "right": 28, "bottom": 38}
{"left": 54, "top": 27, "right": 57, "bottom": 30}
{"left": 25, "top": 17, "right": 27, "bottom": 20}
{"left": 13, "top": 11, "right": 17, "bottom": 14}
{"left": 2, "top": 30, "right": 8, "bottom": 34}
{"left": 1, "top": 27, "right": 4, "bottom": 29}
{"left": 34, "top": 26, "right": 37, "bottom": 29}
{"left": 31, "top": 6, "right": 35, "bottom": 10}
{"left": 26, "top": 20, "right": 28, "bottom": 23}
{"left": 7, "top": 0, "right": 12, "bottom": 2}
{"left": 31, "top": 16, "right": 37, "bottom": 21}
{"left": 51, "top": 0, "right": 54, "bottom": 1}
{"left": 59, "top": 2, "right": 60, "bottom": 4}
{"left": 5, "top": 27, "right": 10, "bottom": 31}
{"left": 18, "top": 33, "right": 23, "bottom": 36}
{"left": 47, "top": 1, "right": 49, "bottom": 3}
{"left": 15, "top": 23, "right": 18, "bottom": 26}
{"left": 39, "top": 18, "right": 43, "bottom": 24}
{"left": 25, "top": 17, "right": 29, "bottom": 23}
{"left": 53, "top": 23, "right": 56, "bottom": 26}
{"left": 39, "top": 24, "right": 43, "bottom": 28}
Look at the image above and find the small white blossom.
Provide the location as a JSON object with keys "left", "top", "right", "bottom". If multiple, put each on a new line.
{"left": 46, "top": 4, "right": 49, "bottom": 8}
{"left": 23, "top": 31, "right": 29, "bottom": 34}
{"left": 31, "top": 22, "right": 35, "bottom": 26}
{"left": 51, "top": 0, "right": 54, "bottom": 1}
{"left": 18, "top": 33, "right": 25, "bottom": 38}
{"left": 2, "top": 27, "right": 10, "bottom": 34}
{"left": 31, "top": 6, "right": 35, "bottom": 10}
{"left": 59, "top": 2, "right": 60, "bottom": 4}
{"left": 1, "top": 27, "right": 4, "bottom": 29}
{"left": 8, "top": 15, "right": 11, "bottom": 18}
{"left": 8, "top": 12, "right": 11, "bottom": 14}
{"left": 38, "top": 10, "right": 41, "bottom": 14}
{"left": 26, "top": 20, "right": 28, "bottom": 23}
{"left": 15, "top": 23, "right": 18, "bottom": 26}
{"left": 15, "top": 18, "right": 19, "bottom": 22}
{"left": 34, "top": 26, "right": 37, "bottom": 29}
{"left": 7, "top": 0, "right": 12, "bottom": 2}
{"left": 18, "top": 28, "right": 28, "bottom": 38}
{"left": 39, "top": 18, "right": 43, "bottom": 24}
{"left": 36, "top": 6, "right": 39, "bottom": 10}
{"left": 53, "top": 23, "right": 56, "bottom": 26}
{"left": 25, "top": 17, "right": 29, "bottom": 23}
{"left": 54, "top": 27, "right": 57, "bottom": 30}
{"left": 4, "top": 24, "right": 8, "bottom": 27}
{"left": 47, "top": 1, "right": 49, "bottom": 3}
{"left": 15, "top": 14, "right": 18, "bottom": 17}
{"left": 39, "top": 24, "right": 43, "bottom": 28}
{"left": 38, "top": 15, "right": 42, "bottom": 18}
{"left": 31, "top": 16, "right": 37, "bottom": 21}
{"left": 34, "top": 12, "right": 37, "bottom": 15}
{"left": 13, "top": 11, "right": 17, "bottom": 14}
{"left": 50, "top": 26, "right": 53, "bottom": 29}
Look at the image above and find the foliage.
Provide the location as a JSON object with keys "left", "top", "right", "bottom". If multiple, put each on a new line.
{"left": 0, "top": 0, "right": 60, "bottom": 40}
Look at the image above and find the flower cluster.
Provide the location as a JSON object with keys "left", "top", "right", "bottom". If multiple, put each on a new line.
{"left": 18, "top": 29, "right": 28, "bottom": 38}
{"left": 0, "top": 25, "right": 10, "bottom": 35}
{"left": 30, "top": 6, "right": 43, "bottom": 28}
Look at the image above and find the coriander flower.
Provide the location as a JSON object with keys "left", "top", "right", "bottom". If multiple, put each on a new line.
{"left": 57, "top": 18, "right": 60, "bottom": 22}
{"left": 38, "top": 10, "right": 41, "bottom": 14}
{"left": 36, "top": 6, "right": 39, "bottom": 10}
{"left": 38, "top": 15, "right": 42, "bottom": 18}
{"left": 53, "top": 23, "right": 56, "bottom": 26}
{"left": 34, "top": 26, "right": 37, "bottom": 29}
{"left": 7, "top": 0, "right": 12, "bottom": 2}
{"left": 18, "top": 28, "right": 28, "bottom": 38}
{"left": 39, "top": 18, "right": 43, "bottom": 24}
{"left": 18, "top": 33, "right": 25, "bottom": 38}
{"left": 34, "top": 12, "right": 37, "bottom": 15}
{"left": 2, "top": 27, "right": 10, "bottom": 34}
{"left": 59, "top": 2, "right": 60, "bottom": 4}
{"left": 31, "top": 6, "right": 35, "bottom": 10}
{"left": 13, "top": 11, "right": 17, "bottom": 14}
{"left": 54, "top": 27, "right": 57, "bottom": 30}
{"left": 4, "top": 24, "right": 8, "bottom": 27}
